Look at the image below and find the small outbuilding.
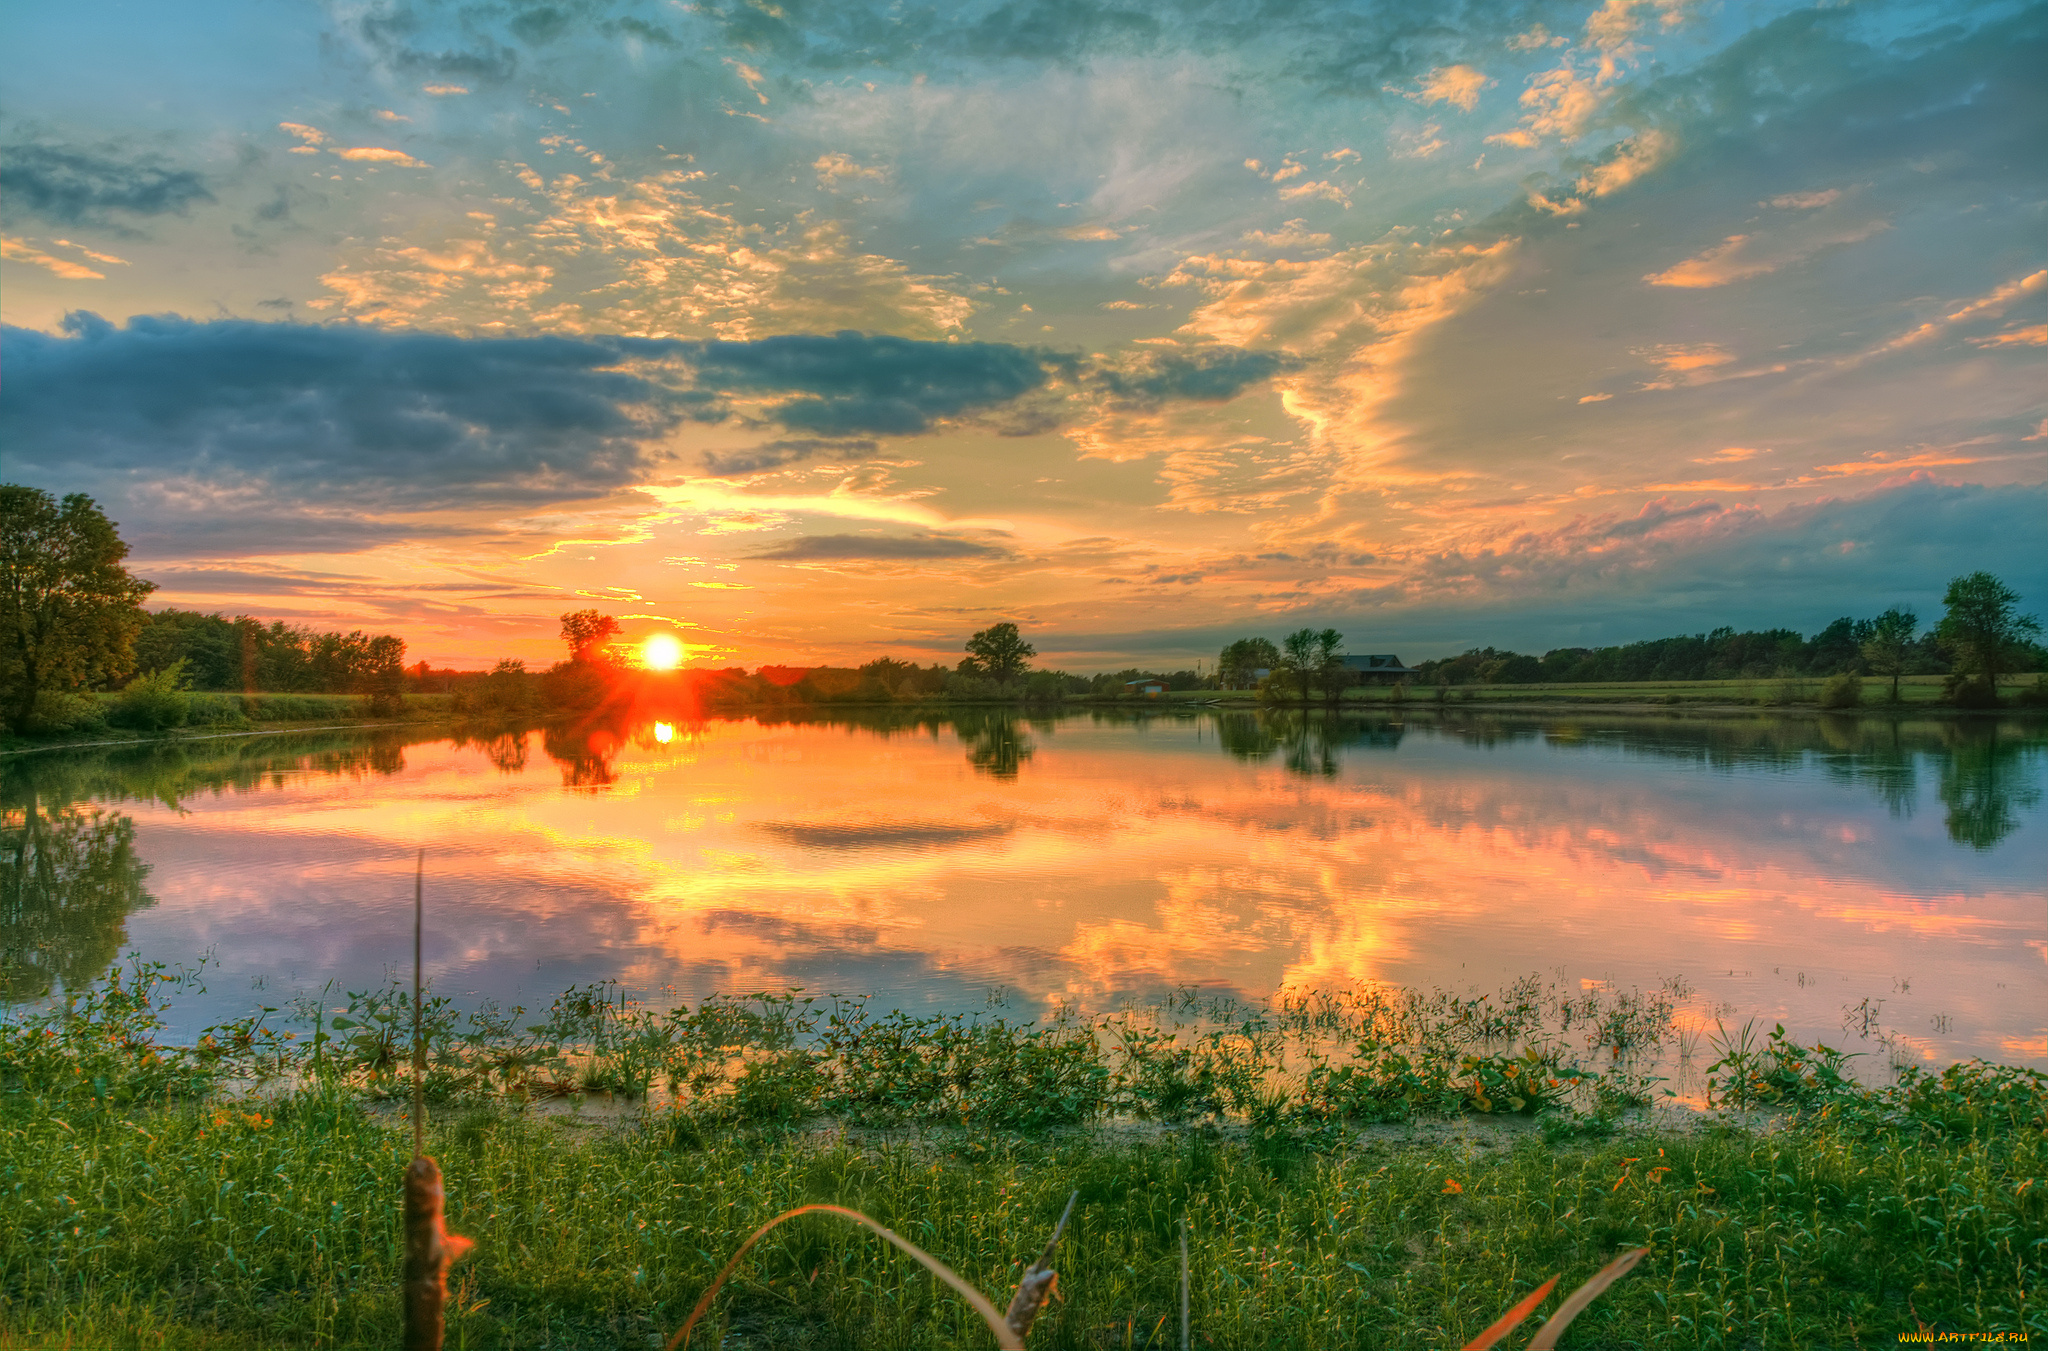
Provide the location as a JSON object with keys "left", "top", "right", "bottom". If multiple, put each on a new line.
{"left": 1124, "top": 679, "right": 1167, "bottom": 697}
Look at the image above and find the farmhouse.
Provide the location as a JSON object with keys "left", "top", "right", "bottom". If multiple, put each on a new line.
{"left": 1339, "top": 654, "right": 1417, "bottom": 682}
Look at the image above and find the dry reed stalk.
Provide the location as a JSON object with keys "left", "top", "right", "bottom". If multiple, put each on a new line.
{"left": 1457, "top": 1276, "right": 1559, "bottom": 1351}
{"left": 402, "top": 851, "right": 473, "bottom": 1351}
{"left": 1525, "top": 1248, "right": 1647, "bottom": 1350}
{"left": 1459, "top": 1248, "right": 1648, "bottom": 1351}
{"left": 669, "top": 1203, "right": 1022, "bottom": 1351}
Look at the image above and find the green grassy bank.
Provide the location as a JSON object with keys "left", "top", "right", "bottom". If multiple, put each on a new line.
{"left": 1, "top": 969, "right": 2041, "bottom": 1348}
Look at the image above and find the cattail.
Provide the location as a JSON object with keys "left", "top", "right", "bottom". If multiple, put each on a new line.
{"left": 404, "top": 1155, "right": 475, "bottom": 1350}
{"left": 402, "top": 851, "right": 473, "bottom": 1351}
{"left": 1002, "top": 1190, "right": 1077, "bottom": 1342}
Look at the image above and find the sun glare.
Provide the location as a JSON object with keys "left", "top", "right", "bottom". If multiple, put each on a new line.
{"left": 653, "top": 721, "right": 674, "bottom": 743}
{"left": 642, "top": 633, "right": 683, "bottom": 670}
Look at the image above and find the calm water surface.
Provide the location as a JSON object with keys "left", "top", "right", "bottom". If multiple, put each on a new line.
{"left": 4, "top": 710, "right": 2043, "bottom": 1067}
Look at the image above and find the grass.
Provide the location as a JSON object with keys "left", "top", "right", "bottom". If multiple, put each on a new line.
{"left": 0, "top": 965, "right": 2041, "bottom": 1348}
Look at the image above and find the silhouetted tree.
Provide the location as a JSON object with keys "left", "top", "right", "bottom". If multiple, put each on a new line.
{"left": 964, "top": 622, "right": 1035, "bottom": 682}
{"left": 559, "top": 610, "right": 623, "bottom": 665}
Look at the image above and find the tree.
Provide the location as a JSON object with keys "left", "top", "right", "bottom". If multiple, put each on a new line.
{"left": 1936, "top": 573, "right": 2040, "bottom": 696}
{"left": 1217, "top": 637, "right": 1280, "bottom": 690}
{"left": 1278, "top": 629, "right": 1315, "bottom": 702}
{"left": 1859, "top": 607, "right": 1918, "bottom": 704}
{"left": 0, "top": 487, "right": 155, "bottom": 734}
{"left": 964, "top": 621, "right": 1035, "bottom": 682}
{"left": 560, "top": 609, "right": 622, "bottom": 665}
{"left": 1312, "top": 628, "right": 1345, "bottom": 703}
{"left": 354, "top": 633, "right": 407, "bottom": 715}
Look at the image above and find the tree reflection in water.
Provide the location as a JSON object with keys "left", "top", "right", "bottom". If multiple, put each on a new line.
{"left": 1939, "top": 724, "right": 2044, "bottom": 850}
{"left": 0, "top": 770, "right": 154, "bottom": 1001}
{"left": 957, "top": 710, "right": 1034, "bottom": 781}
{"left": 543, "top": 723, "right": 619, "bottom": 788}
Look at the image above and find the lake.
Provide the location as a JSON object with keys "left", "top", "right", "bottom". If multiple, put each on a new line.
{"left": 3, "top": 708, "right": 2042, "bottom": 1071}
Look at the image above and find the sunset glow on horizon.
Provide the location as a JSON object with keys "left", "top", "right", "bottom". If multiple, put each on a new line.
{"left": 1, "top": 0, "right": 2040, "bottom": 671}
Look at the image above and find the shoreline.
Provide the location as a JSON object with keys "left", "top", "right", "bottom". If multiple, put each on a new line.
{"left": 3, "top": 694, "right": 2038, "bottom": 757}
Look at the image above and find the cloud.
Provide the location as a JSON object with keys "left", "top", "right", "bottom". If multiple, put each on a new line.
{"left": 1277, "top": 179, "right": 1350, "bottom": 206}
{"left": 1396, "top": 65, "right": 1492, "bottom": 111}
{"left": 0, "top": 142, "right": 212, "bottom": 228}
{"left": 749, "top": 533, "right": 1007, "bottom": 561}
{"left": 1571, "top": 129, "right": 1672, "bottom": 197}
{"left": 1241, "top": 220, "right": 1331, "bottom": 250}
{"left": 700, "top": 438, "right": 880, "bottom": 476}
{"left": 1508, "top": 25, "right": 1567, "bottom": 51}
{"left": 689, "top": 331, "right": 1054, "bottom": 436}
{"left": 2, "top": 236, "right": 105, "bottom": 280}
{"left": 1641, "top": 344, "right": 1735, "bottom": 373}
{"left": 1644, "top": 219, "right": 1887, "bottom": 288}
{"left": 1858, "top": 269, "right": 2048, "bottom": 358}
{"left": 814, "top": 152, "right": 885, "bottom": 187}
{"left": 1389, "top": 123, "right": 1446, "bottom": 160}
{"left": 1970, "top": 325, "right": 2047, "bottom": 349}
{"left": 1392, "top": 478, "right": 2048, "bottom": 642}
{"left": 333, "top": 147, "right": 431, "bottom": 168}
{"left": 0, "top": 314, "right": 713, "bottom": 515}
{"left": 1087, "top": 345, "right": 1293, "bottom": 408}
{"left": 1767, "top": 189, "right": 1840, "bottom": 209}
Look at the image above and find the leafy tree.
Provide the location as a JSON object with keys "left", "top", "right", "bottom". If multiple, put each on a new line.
{"left": 1311, "top": 628, "right": 1347, "bottom": 703}
{"left": 1280, "top": 628, "right": 1322, "bottom": 702}
{"left": 560, "top": 609, "right": 623, "bottom": 665}
{"left": 964, "top": 621, "right": 1035, "bottom": 681}
{"left": 1217, "top": 637, "right": 1280, "bottom": 689}
{"left": 355, "top": 633, "right": 407, "bottom": 715}
{"left": 1935, "top": 572, "right": 2040, "bottom": 696}
{"left": 1859, "top": 607, "right": 1918, "bottom": 704}
{"left": 0, "top": 487, "right": 155, "bottom": 734}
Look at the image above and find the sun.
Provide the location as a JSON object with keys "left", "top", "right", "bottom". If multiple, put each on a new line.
{"left": 641, "top": 633, "right": 684, "bottom": 670}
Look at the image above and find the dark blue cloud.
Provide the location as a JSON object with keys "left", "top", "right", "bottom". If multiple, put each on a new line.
{"left": 1091, "top": 346, "right": 1295, "bottom": 407}
{"left": 749, "top": 533, "right": 1009, "bottom": 561}
{"left": 700, "top": 438, "right": 879, "bottom": 476}
{"left": 0, "top": 142, "right": 213, "bottom": 229}
{"left": 1, "top": 314, "right": 713, "bottom": 511}
{"left": 0, "top": 315, "right": 1288, "bottom": 548}
{"left": 690, "top": 331, "right": 1055, "bottom": 435}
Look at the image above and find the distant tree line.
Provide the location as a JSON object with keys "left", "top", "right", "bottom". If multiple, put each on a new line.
{"left": 4, "top": 481, "right": 2040, "bottom": 738}
{"left": 135, "top": 610, "right": 407, "bottom": 697}
{"left": 1406, "top": 585, "right": 2043, "bottom": 702}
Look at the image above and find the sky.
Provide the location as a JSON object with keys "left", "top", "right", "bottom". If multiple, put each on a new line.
{"left": 2, "top": 0, "right": 2043, "bottom": 671}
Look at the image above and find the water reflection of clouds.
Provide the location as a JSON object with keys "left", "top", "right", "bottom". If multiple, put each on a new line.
{"left": 6, "top": 712, "right": 2041, "bottom": 1066}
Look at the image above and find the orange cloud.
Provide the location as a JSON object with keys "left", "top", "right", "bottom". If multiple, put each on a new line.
{"left": 335, "top": 147, "right": 431, "bottom": 167}
{"left": 1396, "top": 65, "right": 1493, "bottom": 112}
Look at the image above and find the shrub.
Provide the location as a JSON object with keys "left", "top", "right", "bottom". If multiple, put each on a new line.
{"left": 1817, "top": 672, "right": 1863, "bottom": 709}
{"left": 21, "top": 690, "right": 108, "bottom": 735}
{"left": 1948, "top": 676, "right": 2000, "bottom": 709}
{"left": 112, "top": 660, "right": 191, "bottom": 732}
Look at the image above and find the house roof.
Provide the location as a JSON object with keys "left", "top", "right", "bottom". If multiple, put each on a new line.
{"left": 1339, "top": 654, "right": 1413, "bottom": 671}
